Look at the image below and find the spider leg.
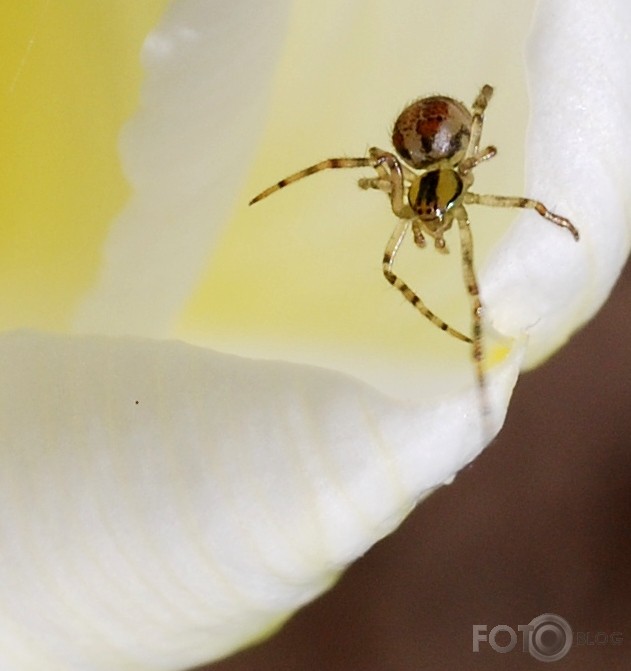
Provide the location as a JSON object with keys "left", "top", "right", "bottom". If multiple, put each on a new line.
{"left": 363, "top": 147, "right": 415, "bottom": 218}
{"left": 382, "top": 219, "right": 472, "bottom": 343}
{"left": 453, "top": 205, "right": 492, "bottom": 429}
{"left": 358, "top": 177, "right": 392, "bottom": 192}
{"left": 464, "top": 192, "right": 580, "bottom": 240}
{"left": 249, "top": 157, "right": 373, "bottom": 205}
{"left": 466, "top": 84, "right": 494, "bottom": 159}
{"left": 459, "top": 145, "right": 496, "bottom": 175}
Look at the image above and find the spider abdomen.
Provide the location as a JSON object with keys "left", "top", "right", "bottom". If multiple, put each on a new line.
{"left": 392, "top": 96, "right": 472, "bottom": 169}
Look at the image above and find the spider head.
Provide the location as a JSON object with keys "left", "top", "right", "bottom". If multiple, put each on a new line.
{"left": 408, "top": 169, "right": 463, "bottom": 223}
{"left": 392, "top": 96, "right": 471, "bottom": 169}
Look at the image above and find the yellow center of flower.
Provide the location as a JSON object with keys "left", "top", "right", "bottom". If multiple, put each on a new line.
{"left": 0, "top": 0, "right": 169, "bottom": 330}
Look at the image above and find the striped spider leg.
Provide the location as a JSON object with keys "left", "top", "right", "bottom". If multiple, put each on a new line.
{"left": 250, "top": 84, "right": 579, "bottom": 433}
{"left": 249, "top": 149, "right": 472, "bottom": 344}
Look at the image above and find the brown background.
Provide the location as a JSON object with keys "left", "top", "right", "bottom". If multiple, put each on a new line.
{"left": 201, "top": 261, "right": 631, "bottom": 671}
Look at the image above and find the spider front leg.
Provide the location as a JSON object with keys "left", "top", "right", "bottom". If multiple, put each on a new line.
{"left": 382, "top": 219, "right": 472, "bottom": 343}
{"left": 464, "top": 192, "right": 580, "bottom": 240}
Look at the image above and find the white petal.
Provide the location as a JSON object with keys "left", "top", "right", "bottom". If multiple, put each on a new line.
{"left": 0, "top": 332, "right": 520, "bottom": 669}
{"left": 483, "top": 0, "right": 631, "bottom": 367}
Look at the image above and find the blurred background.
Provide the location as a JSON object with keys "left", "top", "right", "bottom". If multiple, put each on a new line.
{"left": 202, "top": 261, "right": 631, "bottom": 670}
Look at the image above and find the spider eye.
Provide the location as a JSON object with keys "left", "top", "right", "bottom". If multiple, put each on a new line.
{"left": 409, "top": 169, "right": 463, "bottom": 219}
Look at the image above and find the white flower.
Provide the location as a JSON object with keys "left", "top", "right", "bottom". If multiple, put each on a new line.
{"left": 1, "top": 1, "right": 628, "bottom": 669}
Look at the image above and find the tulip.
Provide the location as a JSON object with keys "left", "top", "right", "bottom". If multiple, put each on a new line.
{"left": 1, "top": 1, "right": 628, "bottom": 669}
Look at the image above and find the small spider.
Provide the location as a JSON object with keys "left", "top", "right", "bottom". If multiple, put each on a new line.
{"left": 249, "top": 85, "right": 579, "bottom": 423}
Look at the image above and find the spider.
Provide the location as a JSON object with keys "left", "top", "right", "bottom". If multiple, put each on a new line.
{"left": 249, "top": 85, "right": 579, "bottom": 423}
